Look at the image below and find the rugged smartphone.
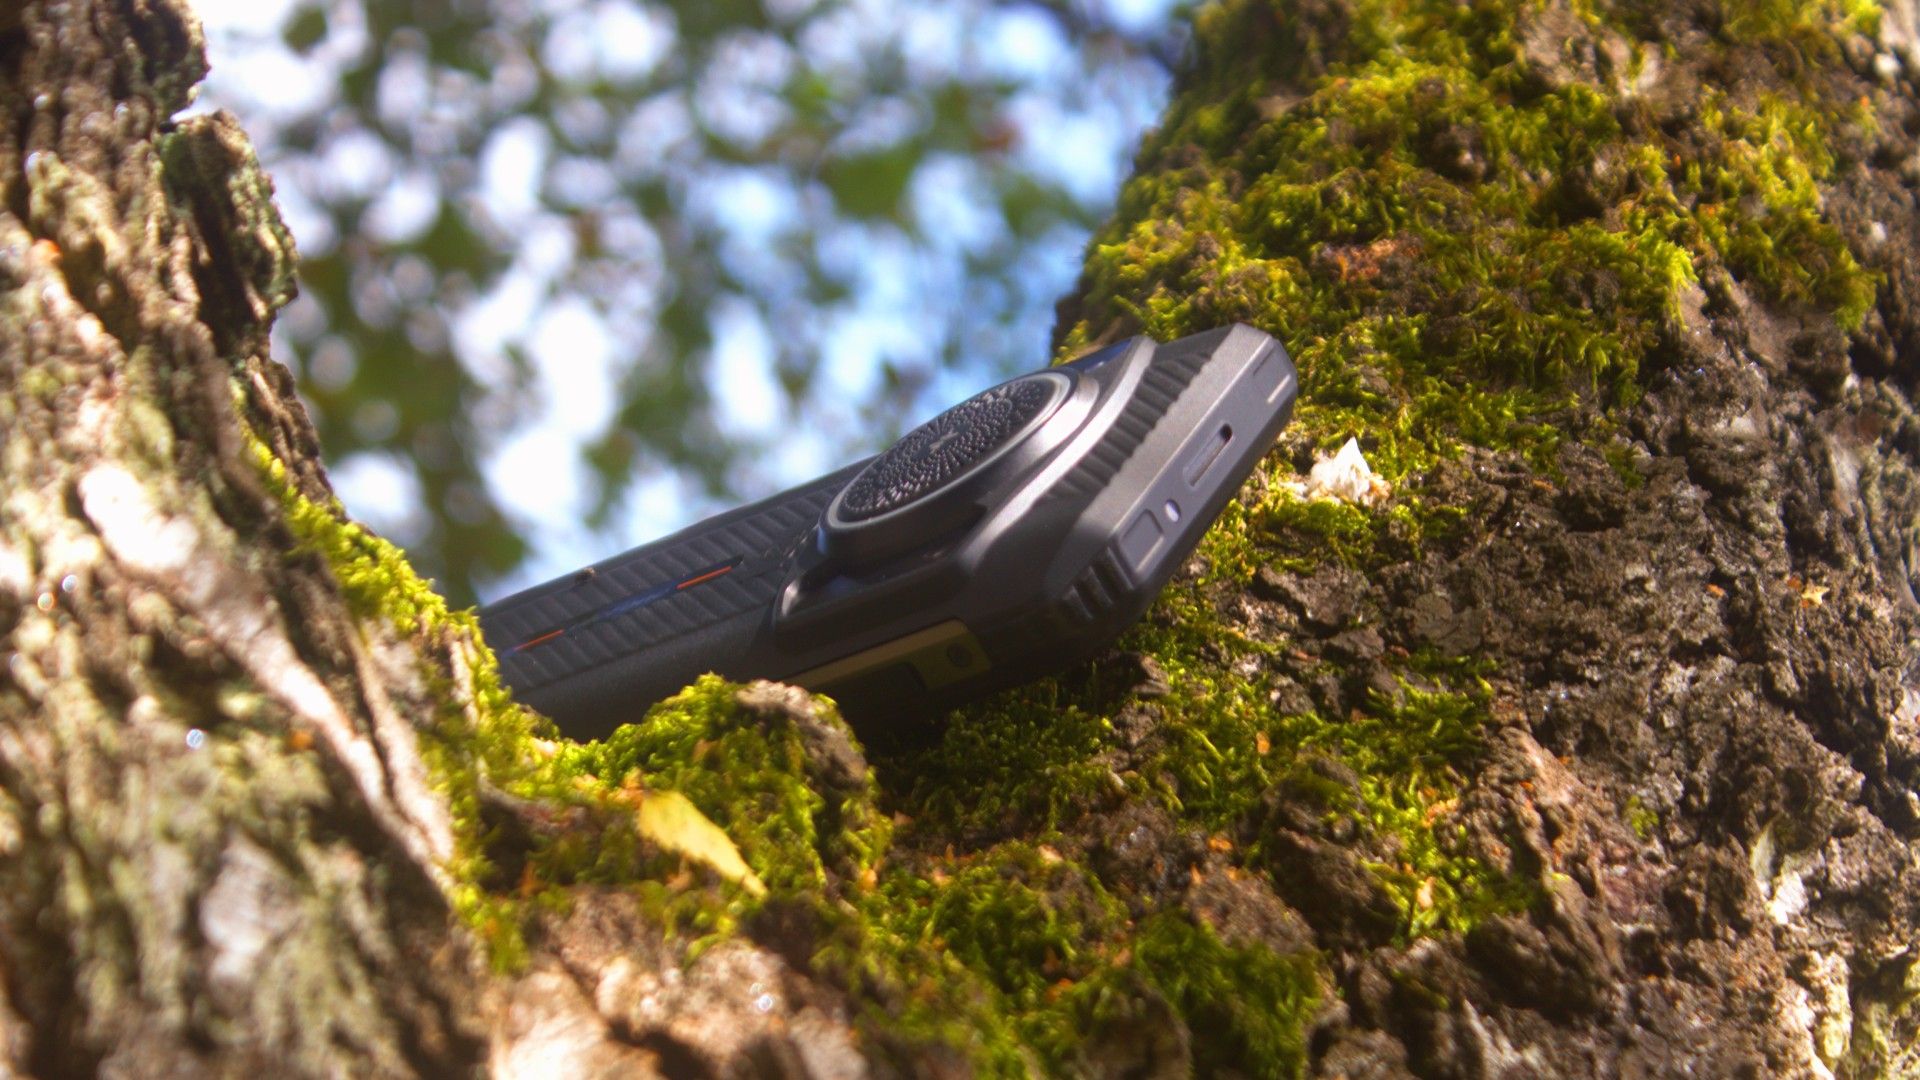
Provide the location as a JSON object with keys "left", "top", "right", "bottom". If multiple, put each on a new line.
{"left": 480, "top": 324, "right": 1297, "bottom": 741}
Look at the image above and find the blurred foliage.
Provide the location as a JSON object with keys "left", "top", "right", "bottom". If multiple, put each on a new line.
{"left": 204, "top": 0, "right": 1188, "bottom": 603}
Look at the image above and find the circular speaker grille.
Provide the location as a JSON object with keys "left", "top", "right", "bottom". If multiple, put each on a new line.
{"left": 835, "top": 373, "right": 1065, "bottom": 524}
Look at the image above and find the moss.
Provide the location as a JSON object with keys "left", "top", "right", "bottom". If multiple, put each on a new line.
{"left": 1137, "top": 611, "right": 1520, "bottom": 939}
{"left": 889, "top": 546, "right": 1522, "bottom": 948}
{"left": 864, "top": 843, "right": 1126, "bottom": 1066}
{"left": 443, "top": 676, "right": 901, "bottom": 960}
{"left": 1678, "top": 90, "right": 1880, "bottom": 329}
{"left": 1258, "top": 487, "right": 1399, "bottom": 570}
{"left": 1064, "top": 0, "right": 1876, "bottom": 485}
{"left": 252, "top": 433, "right": 540, "bottom": 955}
{"left": 1602, "top": 439, "right": 1649, "bottom": 490}
{"left": 252, "top": 435, "right": 463, "bottom": 636}
{"left": 1098, "top": 912, "right": 1321, "bottom": 1077}
{"left": 558, "top": 676, "right": 890, "bottom": 897}
{"left": 251, "top": 434, "right": 800, "bottom": 962}
{"left": 892, "top": 681, "right": 1127, "bottom": 840}
{"left": 323, "top": 0, "right": 1885, "bottom": 1042}
{"left": 1335, "top": 687, "right": 1528, "bottom": 939}
{"left": 1848, "top": 956, "right": 1920, "bottom": 1077}
{"left": 1723, "top": 0, "right": 1880, "bottom": 49}
{"left": 1625, "top": 794, "right": 1660, "bottom": 839}
{"left": 824, "top": 842, "right": 1323, "bottom": 1077}
{"left": 1038, "top": 0, "right": 1880, "bottom": 957}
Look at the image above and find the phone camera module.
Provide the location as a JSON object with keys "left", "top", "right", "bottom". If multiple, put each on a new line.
{"left": 824, "top": 369, "right": 1074, "bottom": 562}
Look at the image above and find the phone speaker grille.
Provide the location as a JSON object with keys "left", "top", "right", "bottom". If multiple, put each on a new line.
{"left": 837, "top": 374, "right": 1061, "bottom": 522}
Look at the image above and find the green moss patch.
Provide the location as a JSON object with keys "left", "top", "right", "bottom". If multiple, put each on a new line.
{"left": 1138, "top": 596, "right": 1519, "bottom": 940}
{"left": 1064, "top": 0, "right": 1876, "bottom": 482}
{"left": 557, "top": 676, "right": 890, "bottom": 896}
{"left": 821, "top": 842, "right": 1323, "bottom": 1078}
{"left": 254, "top": 435, "right": 793, "bottom": 960}
{"left": 891, "top": 681, "right": 1128, "bottom": 841}
{"left": 1032, "top": 0, "right": 1881, "bottom": 961}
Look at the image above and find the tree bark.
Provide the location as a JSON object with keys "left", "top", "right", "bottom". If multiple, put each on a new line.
{"left": 3, "top": 0, "right": 1919, "bottom": 1077}
{"left": 0, "top": 2, "right": 495, "bottom": 1074}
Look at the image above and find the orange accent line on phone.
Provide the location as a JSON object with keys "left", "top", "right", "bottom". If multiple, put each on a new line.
{"left": 677, "top": 564, "right": 736, "bottom": 590}
{"left": 514, "top": 628, "right": 565, "bottom": 652}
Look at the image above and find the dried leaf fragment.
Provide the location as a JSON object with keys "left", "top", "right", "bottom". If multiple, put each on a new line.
{"left": 635, "top": 790, "right": 767, "bottom": 897}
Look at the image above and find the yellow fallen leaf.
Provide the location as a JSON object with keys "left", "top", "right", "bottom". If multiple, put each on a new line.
{"left": 635, "top": 790, "right": 766, "bottom": 897}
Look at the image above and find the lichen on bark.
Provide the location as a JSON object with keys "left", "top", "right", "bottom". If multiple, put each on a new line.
{"left": 0, "top": 0, "right": 495, "bottom": 1072}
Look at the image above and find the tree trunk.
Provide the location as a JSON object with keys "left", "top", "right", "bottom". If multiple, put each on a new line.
{"left": 3, "top": 0, "right": 1918, "bottom": 1076}
{"left": 0, "top": 2, "right": 496, "bottom": 1074}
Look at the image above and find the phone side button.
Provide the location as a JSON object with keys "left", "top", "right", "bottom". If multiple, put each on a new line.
{"left": 1181, "top": 425, "right": 1233, "bottom": 487}
{"left": 1119, "top": 510, "right": 1163, "bottom": 575}
{"left": 1249, "top": 343, "right": 1293, "bottom": 403}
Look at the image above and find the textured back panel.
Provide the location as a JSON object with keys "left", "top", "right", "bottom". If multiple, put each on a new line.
{"left": 483, "top": 466, "right": 857, "bottom": 692}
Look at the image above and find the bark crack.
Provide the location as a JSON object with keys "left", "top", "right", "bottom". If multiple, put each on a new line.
{"left": 76, "top": 462, "right": 453, "bottom": 885}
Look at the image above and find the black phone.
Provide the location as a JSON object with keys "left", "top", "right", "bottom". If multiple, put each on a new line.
{"left": 479, "top": 323, "right": 1297, "bottom": 741}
